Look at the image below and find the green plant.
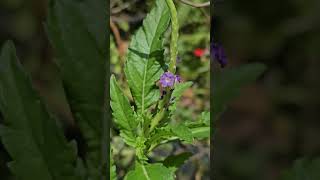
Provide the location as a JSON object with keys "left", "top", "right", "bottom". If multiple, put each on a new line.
{"left": 110, "top": 0, "right": 211, "bottom": 179}
{"left": 0, "top": 0, "right": 107, "bottom": 179}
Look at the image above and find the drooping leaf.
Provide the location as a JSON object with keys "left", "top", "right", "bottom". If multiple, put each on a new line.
{"left": 280, "top": 157, "right": 320, "bottom": 180}
{"left": 163, "top": 152, "right": 193, "bottom": 172}
{"left": 46, "top": 0, "right": 108, "bottom": 178}
{"left": 170, "top": 123, "right": 193, "bottom": 143}
{"left": 185, "top": 111, "right": 210, "bottom": 139}
{"left": 0, "top": 41, "right": 79, "bottom": 180}
{"left": 110, "top": 75, "right": 137, "bottom": 147}
{"left": 124, "top": 0, "right": 170, "bottom": 114}
{"left": 213, "top": 63, "right": 266, "bottom": 121}
{"left": 125, "top": 163, "right": 174, "bottom": 180}
{"left": 146, "top": 127, "right": 176, "bottom": 152}
{"left": 189, "top": 126, "right": 210, "bottom": 139}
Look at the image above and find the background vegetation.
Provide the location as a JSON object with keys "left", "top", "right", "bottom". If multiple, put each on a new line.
{"left": 213, "top": 0, "right": 320, "bottom": 179}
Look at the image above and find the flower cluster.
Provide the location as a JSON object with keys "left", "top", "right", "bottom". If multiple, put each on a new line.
{"left": 159, "top": 72, "right": 181, "bottom": 88}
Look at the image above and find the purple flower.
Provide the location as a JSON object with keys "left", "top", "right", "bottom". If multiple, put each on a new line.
{"left": 211, "top": 42, "right": 227, "bottom": 68}
{"left": 160, "top": 72, "right": 175, "bottom": 88}
{"left": 159, "top": 72, "right": 181, "bottom": 88}
{"left": 175, "top": 75, "right": 181, "bottom": 83}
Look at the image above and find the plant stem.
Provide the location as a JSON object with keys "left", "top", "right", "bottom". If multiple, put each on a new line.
{"left": 166, "top": 0, "right": 179, "bottom": 74}
{"left": 149, "top": 0, "right": 179, "bottom": 133}
{"left": 150, "top": 89, "right": 173, "bottom": 133}
{"left": 149, "top": 109, "right": 166, "bottom": 133}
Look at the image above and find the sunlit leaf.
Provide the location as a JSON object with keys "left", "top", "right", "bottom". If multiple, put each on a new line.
{"left": 110, "top": 75, "right": 137, "bottom": 147}
{"left": 124, "top": 0, "right": 170, "bottom": 114}
{"left": 125, "top": 163, "right": 174, "bottom": 180}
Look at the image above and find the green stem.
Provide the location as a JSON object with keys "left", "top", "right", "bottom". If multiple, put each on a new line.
{"left": 149, "top": 89, "right": 172, "bottom": 133}
{"left": 166, "top": 0, "right": 179, "bottom": 74}
{"left": 149, "top": 109, "right": 166, "bottom": 133}
{"left": 149, "top": 0, "right": 179, "bottom": 134}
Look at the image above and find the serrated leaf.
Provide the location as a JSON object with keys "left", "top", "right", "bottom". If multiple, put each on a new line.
{"left": 146, "top": 127, "right": 176, "bottom": 152}
{"left": 110, "top": 75, "right": 137, "bottom": 147}
{"left": 280, "top": 158, "right": 320, "bottom": 180}
{"left": 124, "top": 0, "right": 170, "bottom": 114}
{"left": 0, "top": 41, "right": 78, "bottom": 180}
{"left": 213, "top": 63, "right": 266, "bottom": 121}
{"left": 125, "top": 163, "right": 174, "bottom": 180}
{"left": 135, "top": 136, "right": 149, "bottom": 161}
{"left": 170, "top": 123, "right": 193, "bottom": 143}
{"left": 163, "top": 152, "right": 193, "bottom": 172}
{"left": 46, "top": 0, "right": 108, "bottom": 178}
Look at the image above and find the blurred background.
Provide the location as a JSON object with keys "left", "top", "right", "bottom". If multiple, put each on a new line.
{"left": 213, "top": 0, "right": 320, "bottom": 179}
{"left": 1, "top": 0, "right": 320, "bottom": 180}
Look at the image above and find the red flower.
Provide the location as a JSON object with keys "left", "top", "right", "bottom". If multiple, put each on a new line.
{"left": 193, "top": 48, "right": 205, "bottom": 57}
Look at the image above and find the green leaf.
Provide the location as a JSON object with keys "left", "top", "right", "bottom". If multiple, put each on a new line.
{"left": 125, "top": 163, "right": 174, "bottom": 180}
{"left": 110, "top": 75, "right": 137, "bottom": 147}
{"left": 280, "top": 158, "right": 320, "bottom": 180}
{"left": 169, "top": 81, "right": 193, "bottom": 112}
{"left": 135, "top": 136, "right": 148, "bottom": 161}
{"left": 185, "top": 111, "right": 210, "bottom": 139}
{"left": 200, "top": 111, "right": 210, "bottom": 126}
{"left": 213, "top": 63, "right": 266, "bottom": 121}
{"left": 172, "top": 82, "right": 193, "bottom": 99}
{"left": 189, "top": 126, "right": 210, "bottom": 139}
{"left": 146, "top": 127, "right": 176, "bottom": 152}
{"left": 170, "top": 123, "right": 193, "bottom": 143}
{"left": 46, "top": 0, "right": 108, "bottom": 178}
{"left": 163, "top": 152, "right": 193, "bottom": 172}
{"left": 0, "top": 41, "right": 79, "bottom": 180}
{"left": 124, "top": 0, "right": 170, "bottom": 114}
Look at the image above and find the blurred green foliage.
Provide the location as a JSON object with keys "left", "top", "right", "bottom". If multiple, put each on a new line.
{"left": 281, "top": 157, "right": 320, "bottom": 180}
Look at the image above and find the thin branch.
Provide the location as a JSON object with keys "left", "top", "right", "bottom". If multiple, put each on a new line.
{"left": 110, "top": 18, "right": 127, "bottom": 58}
{"left": 176, "top": 0, "right": 210, "bottom": 8}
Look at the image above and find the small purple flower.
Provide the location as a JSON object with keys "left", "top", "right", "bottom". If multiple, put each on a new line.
{"left": 175, "top": 75, "right": 181, "bottom": 83}
{"left": 159, "top": 72, "right": 181, "bottom": 88}
{"left": 160, "top": 72, "right": 175, "bottom": 88}
{"left": 211, "top": 42, "right": 227, "bottom": 68}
